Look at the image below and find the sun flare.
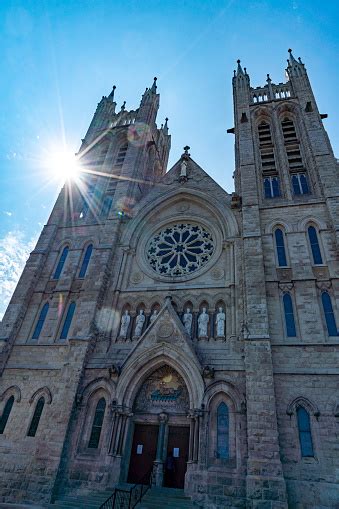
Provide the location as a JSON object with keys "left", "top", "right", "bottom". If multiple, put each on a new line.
{"left": 47, "top": 149, "right": 81, "bottom": 181}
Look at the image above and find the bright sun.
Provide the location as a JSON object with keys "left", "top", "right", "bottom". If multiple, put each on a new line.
{"left": 47, "top": 149, "right": 81, "bottom": 181}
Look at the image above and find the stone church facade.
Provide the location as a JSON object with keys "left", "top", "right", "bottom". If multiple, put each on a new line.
{"left": 0, "top": 50, "right": 338, "bottom": 508}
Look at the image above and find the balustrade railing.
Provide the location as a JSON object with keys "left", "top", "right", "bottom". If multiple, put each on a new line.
{"left": 99, "top": 471, "right": 151, "bottom": 509}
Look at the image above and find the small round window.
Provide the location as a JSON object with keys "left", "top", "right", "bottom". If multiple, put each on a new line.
{"left": 146, "top": 223, "right": 214, "bottom": 277}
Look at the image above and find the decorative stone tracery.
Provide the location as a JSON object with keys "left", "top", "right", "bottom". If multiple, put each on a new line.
{"left": 146, "top": 223, "right": 214, "bottom": 277}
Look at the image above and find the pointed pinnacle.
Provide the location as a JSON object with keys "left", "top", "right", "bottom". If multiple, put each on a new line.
{"left": 151, "top": 76, "right": 157, "bottom": 92}
{"left": 108, "top": 85, "right": 116, "bottom": 100}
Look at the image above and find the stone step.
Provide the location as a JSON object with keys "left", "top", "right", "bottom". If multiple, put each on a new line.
{"left": 136, "top": 488, "right": 194, "bottom": 509}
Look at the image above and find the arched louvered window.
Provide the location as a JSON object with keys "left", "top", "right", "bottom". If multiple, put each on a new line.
{"left": 297, "top": 406, "right": 314, "bottom": 457}
{"left": 308, "top": 226, "right": 323, "bottom": 265}
{"left": 27, "top": 397, "right": 45, "bottom": 437}
{"left": 79, "top": 244, "right": 93, "bottom": 278}
{"left": 53, "top": 246, "right": 69, "bottom": 279}
{"left": 79, "top": 198, "right": 89, "bottom": 219}
{"left": 283, "top": 293, "right": 297, "bottom": 337}
{"left": 32, "top": 302, "right": 49, "bottom": 340}
{"left": 60, "top": 302, "right": 76, "bottom": 340}
{"left": 321, "top": 292, "right": 338, "bottom": 336}
{"left": 274, "top": 229, "right": 287, "bottom": 267}
{"left": 100, "top": 195, "right": 113, "bottom": 217}
{"left": 216, "top": 402, "right": 229, "bottom": 459}
{"left": 88, "top": 398, "right": 106, "bottom": 448}
{"left": 115, "top": 144, "right": 128, "bottom": 168}
{"left": 0, "top": 396, "right": 14, "bottom": 434}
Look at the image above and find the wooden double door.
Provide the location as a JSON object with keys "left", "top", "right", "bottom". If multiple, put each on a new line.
{"left": 127, "top": 423, "right": 189, "bottom": 489}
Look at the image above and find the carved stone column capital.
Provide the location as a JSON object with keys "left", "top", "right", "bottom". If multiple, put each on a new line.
{"left": 158, "top": 412, "right": 169, "bottom": 424}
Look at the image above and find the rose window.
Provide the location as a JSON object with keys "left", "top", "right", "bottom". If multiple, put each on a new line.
{"left": 146, "top": 223, "right": 214, "bottom": 276}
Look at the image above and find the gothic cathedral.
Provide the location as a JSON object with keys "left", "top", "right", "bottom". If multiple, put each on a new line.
{"left": 0, "top": 50, "right": 338, "bottom": 509}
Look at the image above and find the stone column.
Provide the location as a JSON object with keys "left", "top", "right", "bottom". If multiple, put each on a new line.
{"left": 153, "top": 412, "right": 168, "bottom": 487}
{"left": 187, "top": 412, "right": 195, "bottom": 462}
{"left": 193, "top": 409, "right": 202, "bottom": 462}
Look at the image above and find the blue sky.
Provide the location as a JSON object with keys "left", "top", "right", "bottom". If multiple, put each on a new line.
{"left": 0, "top": 0, "right": 338, "bottom": 318}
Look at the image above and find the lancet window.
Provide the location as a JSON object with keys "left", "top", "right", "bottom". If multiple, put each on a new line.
{"left": 88, "top": 398, "right": 106, "bottom": 448}
{"left": 79, "top": 244, "right": 93, "bottom": 278}
{"left": 27, "top": 397, "right": 45, "bottom": 437}
{"left": 0, "top": 396, "right": 14, "bottom": 434}
{"left": 297, "top": 406, "right": 314, "bottom": 457}
{"left": 32, "top": 302, "right": 49, "bottom": 340}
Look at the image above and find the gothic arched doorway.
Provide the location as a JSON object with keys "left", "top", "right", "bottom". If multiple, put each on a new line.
{"left": 127, "top": 365, "right": 190, "bottom": 488}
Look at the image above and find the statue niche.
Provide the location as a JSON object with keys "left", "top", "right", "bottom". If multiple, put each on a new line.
{"left": 134, "top": 366, "right": 189, "bottom": 414}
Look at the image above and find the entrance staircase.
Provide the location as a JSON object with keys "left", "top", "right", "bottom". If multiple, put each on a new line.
{"left": 48, "top": 486, "right": 195, "bottom": 509}
{"left": 48, "top": 489, "right": 116, "bottom": 508}
{"left": 136, "top": 487, "right": 195, "bottom": 509}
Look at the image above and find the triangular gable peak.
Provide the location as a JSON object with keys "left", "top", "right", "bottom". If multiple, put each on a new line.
{"left": 121, "top": 297, "right": 200, "bottom": 369}
{"left": 163, "top": 149, "right": 230, "bottom": 196}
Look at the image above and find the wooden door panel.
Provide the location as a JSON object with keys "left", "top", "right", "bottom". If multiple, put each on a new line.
{"left": 165, "top": 426, "right": 190, "bottom": 488}
{"left": 128, "top": 424, "right": 159, "bottom": 484}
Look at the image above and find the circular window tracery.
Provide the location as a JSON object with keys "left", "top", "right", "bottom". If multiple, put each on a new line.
{"left": 146, "top": 223, "right": 214, "bottom": 277}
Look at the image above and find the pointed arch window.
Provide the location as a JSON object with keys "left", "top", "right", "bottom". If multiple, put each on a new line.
{"left": 88, "top": 398, "right": 106, "bottom": 448}
{"left": 283, "top": 293, "right": 297, "bottom": 337}
{"left": 308, "top": 226, "right": 323, "bottom": 265}
{"left": 321, "top": 292, "right": 338, "bottom": 336}
{"left": 60, "top": 302, "right": 76, "bottom": 340}
{"left": 0, "top": 396, "right": 14, "bottom": 434}
{"left": 216, "top": 402, "right": 229, "bottom": 459}
{"left": 79, "top": 244, "right": 93, "bottom": 278}
{"left": 297, "top": 406, "right": 314, "bottom": 457}
{"left": 32, "top": 302, "right": 49, "bottom": 340}
{"left": 27, "top": 397, "right": 45, "bottom": 437}
{"left": 53, "top": 246, "right": 69, "bottom": 279}
{"left": 274, "top": 228, "right": 287, "bottom": 267}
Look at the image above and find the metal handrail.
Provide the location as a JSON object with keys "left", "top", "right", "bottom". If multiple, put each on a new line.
{"left": 99, "top": 470, "right": 152, "bottom": 509}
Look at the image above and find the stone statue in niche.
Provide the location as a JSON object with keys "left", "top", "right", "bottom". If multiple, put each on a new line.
{"left": 150, "top": 309, "right": 158, "bottom": 324}
{"left": 119, "top": 310, "right": 130, "bottom": 338}
{"left": 198, "top": 308, "right": 209, "bottom": 337}
{"left": 134, "top": 310, "right": 145, "bottom": 336}
{"left": 182, "top": 308, "right": 192, "bottom": 336}
{"left": 216, "top": 307, "right": 226, "bottom": 337}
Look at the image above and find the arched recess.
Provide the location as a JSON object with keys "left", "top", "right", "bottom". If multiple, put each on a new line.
{"left": 80, "top": 377, "right": 116, "bottom": 407}
{"left": 76, "top": 380, "right": 113, "bottom": 454}
{"left": 120, "top": 189, "right": 239, "bottom": 250}
{"left": 0, "top": 385, "right": 21, "bottom": 403}
{"left": 286, "top": 396, "right": 320, "bottom": 418}
{"left": 298, "top": 216, "right": 326, "bottom": 232}
{"left": 116, "top": 344, "right": 204, "bottom": 410}
{"left": 264, "top": 220, "right": 292, "bottom": 235}
{"left": 203, "top": 380, "right": 244, "bottom": 412}
{"left": 203, "top": 381, "right": 245, "bottom": 467}
{"left": 29, "top": 386, "right": 52, "bottom": 405}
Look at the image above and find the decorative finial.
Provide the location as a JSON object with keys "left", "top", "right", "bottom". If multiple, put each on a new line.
{"left": 108, "top": 85, "right": 116, "bottom": 101}
{"left": 236, "top": 59, "right": 244, "bottom": 75}
{"left": 151, "top": 76, "right": 157, "bottom": 93}
{"left": 183, "top": 145, "right": 190, "bottom": 155}
{"left": 288, "top": 48, "right": 297, "bottom": 63}
{"left": 266, "top": 73, "right": 271, "bottom": 82}
{"left": 120, "top": 101, "right": 126, "bottom": 111}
